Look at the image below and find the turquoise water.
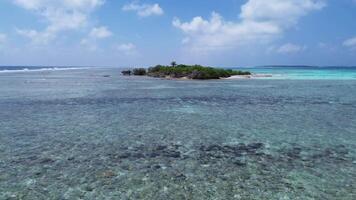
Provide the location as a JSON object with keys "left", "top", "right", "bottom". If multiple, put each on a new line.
{"left": 0, "top": 67, "right": 355, "bottom": 199}
{"left": 239, "top": 66, "right": 356, "bottom": 80}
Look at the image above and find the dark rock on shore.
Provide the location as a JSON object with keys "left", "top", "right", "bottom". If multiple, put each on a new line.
{"left": 121, "top": 70, "right": 132, "bottom": 76}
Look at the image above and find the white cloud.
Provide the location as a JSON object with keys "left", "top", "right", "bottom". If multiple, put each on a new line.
{"left": 275, "top": 43, "right": 306, "bottom": 54}
{"left": 16, "top": 29, "right": 55, "bottom": 44}
{"left": 13, "top": 0, "right": 42, "bottom": 9}
{"left": 80, "top": 26, "right": 112, "bottom": 51}
{"left": 13, "top": 0, "right": 105, "bottom": 44}
{"left": 343, "top": 36, "right": 356, "bottom": 49}
{"left": 122, "top": 2, "right": 163, "bottom": 17}
{"left": 89, "top": 26, "right": 112, "bottom": 39}
{"left": 173, "top": 0, "right": 325, "bottom": 53}
{"left": 116, "top": 43, "right": 137, "bottom": 55}
{"left": 240, "top": 0, "right": 325, "bottom": 28}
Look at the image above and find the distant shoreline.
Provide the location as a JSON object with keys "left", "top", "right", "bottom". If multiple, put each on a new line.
{"left": 0, "top": 67, "right": 86, "bottom": 73}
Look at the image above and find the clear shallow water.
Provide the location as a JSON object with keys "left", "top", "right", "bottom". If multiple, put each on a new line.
{"left": 238, "top": 66, "right": 356, "bottom": 80}
{"left": 0, "top": 68, "right": 355, "bottom": 199}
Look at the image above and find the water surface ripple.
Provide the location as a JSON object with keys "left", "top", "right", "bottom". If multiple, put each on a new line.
{"left": 0, "top": 68, "right": 355, "bottom": 199}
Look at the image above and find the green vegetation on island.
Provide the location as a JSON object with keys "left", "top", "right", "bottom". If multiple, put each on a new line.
{"left": 132, "top": 68, "right": 147, "bottom": 76}
{"left": 122, "top": 63, "right": 251, "bottom": 80}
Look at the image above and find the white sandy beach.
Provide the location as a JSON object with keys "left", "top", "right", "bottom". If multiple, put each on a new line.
{"left": 225, "top": 74, "right": 273, "bottom": 79}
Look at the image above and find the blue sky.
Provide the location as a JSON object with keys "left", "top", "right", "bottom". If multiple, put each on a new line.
{"left": 0, "top": 0, "right": 356, "bottom": 67}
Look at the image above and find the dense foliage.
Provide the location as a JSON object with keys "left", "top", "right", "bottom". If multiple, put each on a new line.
{"left": 133, "top": 68, "right": 147, "bottom": 76}
{"left": 145, "top": 64, "right": 251, "bottom": 79}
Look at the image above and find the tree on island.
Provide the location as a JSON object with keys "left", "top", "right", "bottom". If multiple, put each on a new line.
{"left": 171, "top": 61, "right": 177, "bottom": 67}
{"left": 133, "top": 68, "right": 147, "bottom": 76}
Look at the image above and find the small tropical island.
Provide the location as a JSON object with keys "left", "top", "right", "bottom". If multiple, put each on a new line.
{"left": 121, "top": 62, "right": 252, "bottom": 80}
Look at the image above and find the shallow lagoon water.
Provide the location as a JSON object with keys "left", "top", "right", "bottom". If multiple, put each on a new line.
{"left": 0, "top": 68, "right": 355, "bottom": 199}
{"left": 244, "top": 66, "right": 356, "bottom": 80}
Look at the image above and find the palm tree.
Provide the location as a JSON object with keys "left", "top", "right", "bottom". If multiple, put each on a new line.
{"left": 171, "top": 61, "right": 177, "bottom": 67}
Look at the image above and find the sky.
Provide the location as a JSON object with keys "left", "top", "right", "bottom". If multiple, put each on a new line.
{"left": 0, "top": 0, "right": 356, "bottom": 67}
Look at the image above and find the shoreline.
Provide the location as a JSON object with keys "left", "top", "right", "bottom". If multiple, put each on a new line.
{"left": 225, "top": 74, "right": 273, "bottom": 79}
{"left": 151, "top": 74, "right": 274, "bottom": 80}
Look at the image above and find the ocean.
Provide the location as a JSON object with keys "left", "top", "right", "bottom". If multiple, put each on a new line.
{"left": 0, "top": 67, "right": 355, "bottom": 199}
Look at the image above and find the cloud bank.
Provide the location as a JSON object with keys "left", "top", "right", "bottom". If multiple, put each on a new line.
{"left": 14, "top": 0, "right": 105, "bottom": 44}
{"left": 173, "top": 0, "right": 325, "bottom": 53}
{"left": 89, "top": 26, "right": 112, "bottom": 39}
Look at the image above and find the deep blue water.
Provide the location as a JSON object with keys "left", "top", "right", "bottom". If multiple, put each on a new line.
{"left": 0, "top": 67, "right": 355, "bottom": 199}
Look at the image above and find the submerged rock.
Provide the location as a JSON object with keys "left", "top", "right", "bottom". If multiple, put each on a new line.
{"left": 99, "top": 170, "right": 116, "bottom": 178}
{"left": 39, "top": 158, "right": 55, "bottom": 164}
{"left": 247, "top": 143, "right": 264, "bottom": 150}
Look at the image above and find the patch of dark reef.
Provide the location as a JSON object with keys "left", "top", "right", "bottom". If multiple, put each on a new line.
{"left": 2, "top": 141, "right": 354, "bottom": 199}
{"left": 4, "top": 141, "right": 354, "bottom": 173}
{"left": 121, "top": 63, "right": 251, "bottom": 80}
{"left": 100, "top": 142, "right": 354, "bottom": 173}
